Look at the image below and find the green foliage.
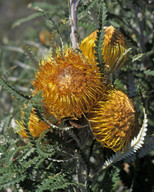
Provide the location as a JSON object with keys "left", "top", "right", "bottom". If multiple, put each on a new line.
{"left": 36, "top": 173, "right": 78, "bottom": 192}
{"left": 12, "top": 13, "right": 42, "bottom": 29}
{"left": 0, "top": 76, "right": 31, "bottom": 103}
{"left": 0, "top": 131, "right": 80, "bottom": 191}
{"left": 94, "top": 3, "right": 107, "bottom": 73}
{"left": 131, "top": 50, "right": 154, "bottom": 63}
{"left": 113, "top": 78, "right": 126, "bottom": 92}
{"left": 38, "top": 8, "right": 64, "bottom": 52}
{"left": 144, "top": 70, "right": 154, "bottom": 76}
{"left": 112, "top": 166, "right": 121, "bottom": 191}
{"left": 21, "top": 104, "right": 36, "bottom": 145}
{"left": 22, "top": 44, "right": 39, "bottom": 68}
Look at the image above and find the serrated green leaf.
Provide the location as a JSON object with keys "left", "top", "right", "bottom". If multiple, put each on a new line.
{"left": 22, "top": 44, "right": 39, "bottom": 68}
{"left": 28, "top": 2, "right": 57, "bottom": 11}
{"left": 37, "top": 9, "right": 64, "bottom": 52}
{"left": 0, "top": 174, "right": 26, "bottom": 190}
{"left": 22, "top": 104, "right": 36, "bottom": 145}
{"left": 0, "top": 76, "right": 30, "bottom": 103}
{"left": 144, "top": 70, "right": 154, "bottom": 76}
{"left": 132, "top": 53, "right": 144, "bottom": 62}
{"left": 86, "top": 0, "right": 100, "bottom": 11}
{"left": 12, "top": 13, "right": 42, "bottom": 29}
{"left": 94, "top": 3, "right": 107, "bottom": 74}
{"left": 132, "top": 50, "right": 154, "bottom": 62}
{"left": 114, "top": 78, "right": 126, "bottom": 91}
{"left": 30, "top": 91, "right": 43, "bottom": 105}
{"left": 36, "top": 173, "right": 85, "bottom": 192}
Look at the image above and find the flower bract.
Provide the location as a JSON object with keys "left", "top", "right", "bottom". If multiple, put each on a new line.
{"left": 87, "top": 89, "right": 139, "bottom": 152}
{"left": 80, "top": 26, "right": 128, "bottom": 73}
{"left": 17, "top": 108, "right": 50, "bottom": 138}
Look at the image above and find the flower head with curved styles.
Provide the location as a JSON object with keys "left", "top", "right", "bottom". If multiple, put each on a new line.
{"left": 32, "top": 49, "right": 106, "bottom": 121}
{"left": 80, "top": 26, "right": 128, "bottom": 73}
{"left": 87, "top": 89, "right": 139, "bottom": 152}
{"left": 17, "top": 108, "right": 50, "bottom": 138}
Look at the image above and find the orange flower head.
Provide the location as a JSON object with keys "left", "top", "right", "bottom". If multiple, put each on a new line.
{"left": 32, "top": 49, "right": 105, "bottom": 120}
{"left": 17, "top": 108, "right": 50, "bottom": 138}
{"left": 87, "top": 89, "right": 139, "bottom": 152}
{"left": 80, "top": 26, "right": 128, "bottom": 73}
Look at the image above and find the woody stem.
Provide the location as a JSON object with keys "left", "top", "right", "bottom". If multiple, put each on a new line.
{"left": 70, "top": 0, "right": 80, "bottom": 49}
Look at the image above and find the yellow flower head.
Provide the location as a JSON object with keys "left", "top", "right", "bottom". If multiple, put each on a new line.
{"left": 17, "top": 108, "right": 50, "bottom": 138}
{"left": 80, "top": 26, "right": 128, "bottom": 73}
{"left": 32, "top": 49, "right": 106, "bottom": 120}
{"left": 87, "top": 89, "right": 139, "bottom": 152}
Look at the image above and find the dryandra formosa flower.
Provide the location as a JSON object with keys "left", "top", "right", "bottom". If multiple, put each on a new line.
{"left": 80, "top": 26, "right": 128, "bottom": 73}
{"left": 87, "top": 89, "right": 139, "bottom": 152}
{"left": 32, "top": 49, "right": 106, "bottom": 121}
{"left": 17, "top": 108, "right": 50, "bottom": 138}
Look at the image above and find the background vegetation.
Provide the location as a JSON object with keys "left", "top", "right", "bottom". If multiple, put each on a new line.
{"left": 0, "top": 0, "right": 154, "bottom": 191}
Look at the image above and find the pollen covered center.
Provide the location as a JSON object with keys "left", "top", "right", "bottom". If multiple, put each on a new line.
{"left": 55, "top": 65, "right": 87, "bottom": 94}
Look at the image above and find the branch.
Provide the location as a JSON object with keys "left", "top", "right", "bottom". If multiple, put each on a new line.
{"left": 70, "top": 0, "right": 80, "bottom": 49}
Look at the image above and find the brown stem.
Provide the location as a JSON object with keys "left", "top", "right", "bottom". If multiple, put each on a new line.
{"left": 70, "top": 0, "right": 80, "bottom": 49}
